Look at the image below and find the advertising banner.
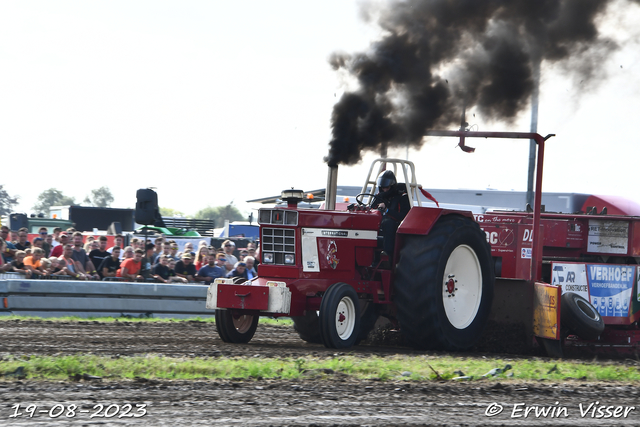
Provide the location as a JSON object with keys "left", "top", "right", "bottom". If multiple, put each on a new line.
{"left": 587, "top": 264, "right": 635, "bottom": 318}
{"left": 587, "top": 220, "right": 629, "bottom": 254}
{"left": 551, "top": 263, "right": 589, "bottom": 300}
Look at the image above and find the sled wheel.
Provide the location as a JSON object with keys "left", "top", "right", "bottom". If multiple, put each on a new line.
{"left": 561, "top": 292, "right": 604, "bottom": 340}
{"left": 394, "top": 215, "right": 495, "bottom": 350}
{"left": 355, "top": 301, "right": 378, "bottom": 345}
{"left": 319, "top": 282, "right": 361, "bottom": 349}
{"left": 215, "top": 309, "right": 259, "bottom": 343}
{"left": 292, "top": 310, "right": 322, "bottom": 344}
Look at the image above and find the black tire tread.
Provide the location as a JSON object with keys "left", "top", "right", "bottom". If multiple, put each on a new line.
{"left": 292, "top": 311, "right": 323, "bottom": 344}
{"left": 215, "top": 309, "right": 231, "bottom": 342}
{"left": 394, "top": 215, "right": 494, "bottom": 350}
{"left": 318, "top": 282, "right": 361, "bottom": 349}
{"left": 561, "top": 292, "right": 605, "bottom": 341}
{"left": 215, "top": 309, "right": 258, "bottom": 343}
{"left": 355, "top": 302, "right": 378, "bottom": 345}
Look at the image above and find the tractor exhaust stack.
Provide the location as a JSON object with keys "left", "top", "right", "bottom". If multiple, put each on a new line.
{"left": 325, "top": 165, "right": 338, "bottom": 210}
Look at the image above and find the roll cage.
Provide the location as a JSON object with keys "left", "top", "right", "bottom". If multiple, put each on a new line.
{"left": 359, "top": 158, "right": 424, "bottom": 207}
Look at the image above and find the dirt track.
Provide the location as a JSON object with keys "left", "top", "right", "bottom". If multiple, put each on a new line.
{"left": 1, "top": 320, "right": 640, "bottom": 426}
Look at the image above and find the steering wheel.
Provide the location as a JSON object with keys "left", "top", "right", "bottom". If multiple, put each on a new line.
{"left": 355, "top": 193, "right": 377, "bottom": 206}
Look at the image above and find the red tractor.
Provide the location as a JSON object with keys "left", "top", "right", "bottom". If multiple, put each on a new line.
{"left": 207, "top": 130, "right": 534, "bottom": 350}
{"left": 208, "top": 130, "right": 639, "bottom": 356}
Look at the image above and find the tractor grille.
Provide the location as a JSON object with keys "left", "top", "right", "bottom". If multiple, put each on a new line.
{"left": 261, "top": 227, "right": 296, "bottom": 265}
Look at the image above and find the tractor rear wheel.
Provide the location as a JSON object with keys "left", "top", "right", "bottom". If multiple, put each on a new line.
{"left": 215, "top": 309, "right": 259, "bottom": 343}
{"left": 395, "top": 215, "right": 494, "bottom": 350}
{"left": 319, "top": 282, "right": 361, "bottom": 349}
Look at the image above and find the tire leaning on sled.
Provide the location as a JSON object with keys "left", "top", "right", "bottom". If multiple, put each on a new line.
{"left": 561, "top": 291, "right": 605, "bottom": 341}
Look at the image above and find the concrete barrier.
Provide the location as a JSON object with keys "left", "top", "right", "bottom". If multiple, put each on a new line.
{"left": 0, "top": 278, "right": 213, "bottom": 319}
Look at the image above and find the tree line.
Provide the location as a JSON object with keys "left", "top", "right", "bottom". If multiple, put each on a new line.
{"left": 0, "top": 185, "right": 246, "bottom": 226}
{"left": 0, "top": 186, "right": 114, "bottom": 217}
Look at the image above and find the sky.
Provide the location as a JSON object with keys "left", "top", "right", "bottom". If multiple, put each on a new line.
{"left": 2, "top": 1, "right": 640, "bottom": 219}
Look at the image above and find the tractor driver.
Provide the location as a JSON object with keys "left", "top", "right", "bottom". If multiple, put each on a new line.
{"left": 371, "top": 170, "right": 411, "bottom": 258}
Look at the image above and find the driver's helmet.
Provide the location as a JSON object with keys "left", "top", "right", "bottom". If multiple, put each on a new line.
{"left": 376, "top": 170, "right": 397, "bottom": 190}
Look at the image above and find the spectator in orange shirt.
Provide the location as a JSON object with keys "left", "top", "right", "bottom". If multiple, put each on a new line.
{"left": 24, "top": 248, "right": 46, "bottom": 275}
{"left": 117, "top": 248, "right": 144, "bottom": 281}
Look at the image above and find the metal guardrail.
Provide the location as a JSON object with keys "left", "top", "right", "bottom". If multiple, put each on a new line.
{"left": 0, "top": 276, "right": 212, "bottom": 319}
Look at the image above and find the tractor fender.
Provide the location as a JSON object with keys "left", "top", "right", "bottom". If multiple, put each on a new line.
{"left": 397, "top": 207, "right": 474, "bottom": 236}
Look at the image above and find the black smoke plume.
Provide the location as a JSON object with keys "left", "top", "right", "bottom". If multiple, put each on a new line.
{"left": 326, "top": 0, "right": 632, "bottom": 166}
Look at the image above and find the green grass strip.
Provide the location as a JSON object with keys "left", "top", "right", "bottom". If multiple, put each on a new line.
{"left": 1, "top": 354, "right": 639, "bottom": 382}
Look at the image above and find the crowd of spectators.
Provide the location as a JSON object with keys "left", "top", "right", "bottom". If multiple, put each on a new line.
{"left": 0, "top": 226, "right": 260, "bottom": 284}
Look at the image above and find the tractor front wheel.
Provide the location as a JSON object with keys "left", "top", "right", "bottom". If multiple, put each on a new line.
{"left": 319, "top": 282, "right": 361, "bottom": 349}
{"left": 292, "top": 310, "right": 322, "bottom": 344}
{"left": 215, "top": 309, "right": 259, "bottom": 343}
{"left": 295, "top": 302, "right": 376, "bottom": 345}
{"left": 395, "top": 215, "right": 494, "bottom": 350}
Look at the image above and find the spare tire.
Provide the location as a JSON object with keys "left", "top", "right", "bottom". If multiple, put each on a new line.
{"left": 561, "top": 292, "right": 604, "bottom": 340}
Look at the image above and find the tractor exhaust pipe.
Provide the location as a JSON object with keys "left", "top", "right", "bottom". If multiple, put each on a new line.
{"left": 325, "top": 165, "right": 338, "bottom": 210}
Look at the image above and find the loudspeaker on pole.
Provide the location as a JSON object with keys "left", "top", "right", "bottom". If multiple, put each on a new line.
{"left": 135, "top": 189, "right": 159, "bottom": 226}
